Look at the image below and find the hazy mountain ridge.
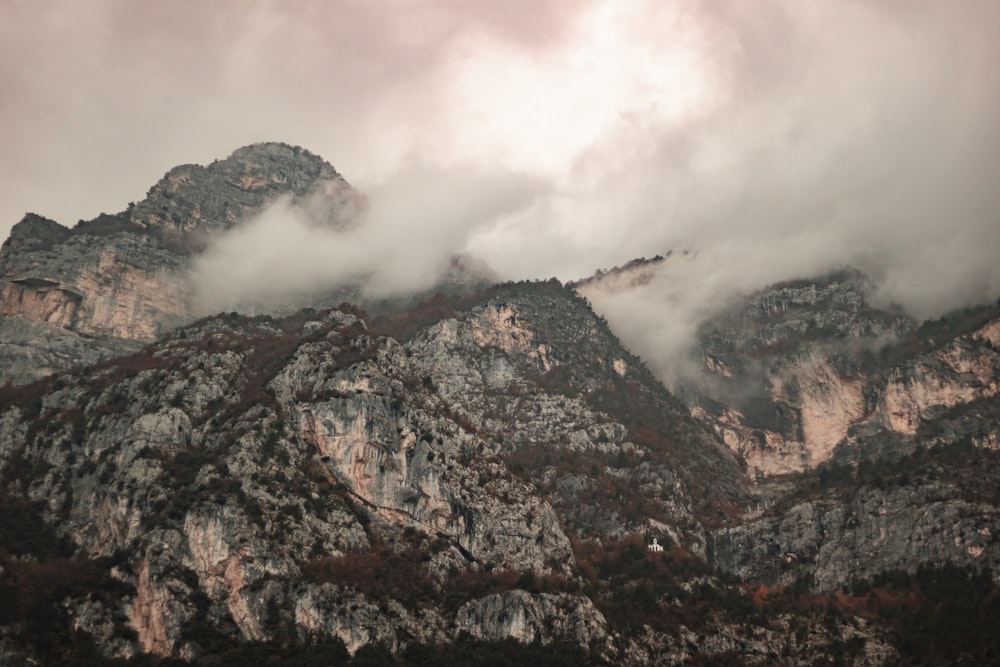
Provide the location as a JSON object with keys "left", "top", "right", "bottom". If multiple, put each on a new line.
{"left": 1, "top": 145, "right": 999, "bottom": 664}
{"left": 679, "top": 269, "right": 1000, "bottom": 478}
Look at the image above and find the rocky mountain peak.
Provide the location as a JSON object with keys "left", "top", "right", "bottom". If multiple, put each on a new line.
{"left": 0, "top": 143, "right": 374, "bottom": 386}
{"left": 1, "top": 213, "right": 70, "bottom": 255}
{"left": 227, "top": 140, "right": 333, "bottom": 166}
{"left": 128, "top": 141, "right": 357, "bottom": 240}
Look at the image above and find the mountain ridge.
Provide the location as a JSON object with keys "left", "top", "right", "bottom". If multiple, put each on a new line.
{"left": 1, "top": 143, "right": 999, "bottom": 664}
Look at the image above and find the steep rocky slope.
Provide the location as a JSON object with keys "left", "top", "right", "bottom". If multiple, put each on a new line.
{"left": 0, "top": 143, "right": 356, "bottom": 386}
{"left": 636, "top": 269, "right": 1000, "bottom": 595}
{"left": 676, "top": 269, "right": 906, "bottom": 478}
{"left": 2, "top": 145, "right": 999, "bottom": 665}
{"left": 0, "top": 283, "right": 921, "bottom": 665}
{"left": 569, "top": 258, "right": 1000, "bottom": 660}
{"left": 574, "top": 260, "right": 1000, "bottom": 482}
{"left": 0, "top": 284, "right": 741, "bottom": 661}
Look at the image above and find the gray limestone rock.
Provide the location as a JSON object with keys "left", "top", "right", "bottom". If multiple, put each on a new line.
{"left": 1, "top": 145, "right": 997, "bottom": 664}
{"left": 0, "top": 143, "right": 355, "bottom": 386}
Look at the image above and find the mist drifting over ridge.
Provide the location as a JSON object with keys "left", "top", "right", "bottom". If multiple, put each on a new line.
{"left": 3, "top": 1, "right": 999, "bottom": 374}
{"left": 188, "top": 161, "right": 539, "bottom": 314}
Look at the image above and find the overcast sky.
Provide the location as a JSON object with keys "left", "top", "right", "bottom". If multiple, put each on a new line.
{"left": 3, "top": 0, "right": 999, "bottom": 355}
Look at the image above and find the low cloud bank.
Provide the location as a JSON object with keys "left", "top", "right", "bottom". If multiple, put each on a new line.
{"left": 4, "top": 1, "right": 998, "bottom": 383}
{"left": 189, "top": 163, "right": 540, "bottom": 313}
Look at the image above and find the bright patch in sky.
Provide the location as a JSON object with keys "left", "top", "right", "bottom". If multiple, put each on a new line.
{"left": 440, "top": 1, "right": 713, "bottom": 178}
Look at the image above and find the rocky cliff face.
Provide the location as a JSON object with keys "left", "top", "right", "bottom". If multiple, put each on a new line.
{"left": 0, "top": 282, "right": 921, "bottom": 665}
{"left": 569, "top": 258, "right": 1000, "bottom": 661}
{"left": 651, "top": 270, "right": 1000, "bottom": 598}
{"left": 0, "top": 143, "right": 356, "bottom": 387}
{"left": 2, "top": 145, "right": 999, "bottom": 665}
{"left": 678, "top": 269, "right": 1000, "bottom": 479}
{"left": 0, "top": 284, "right": 760, "bottom": 663}
{"left": 710, "top": 475, "right": 1000, "bottom": 590}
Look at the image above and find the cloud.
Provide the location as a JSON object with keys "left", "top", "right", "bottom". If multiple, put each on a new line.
{"left": 469, "top": 0, "right": 1000, "bottom": 376}
{"left": 0, "top": 0, "right": 597, "bottom": 232}
{"left": 2, "top": 0, "right": 999, "bottom": 380}
{"left": 189, "top": 161, "right": 541, "bottom": 313}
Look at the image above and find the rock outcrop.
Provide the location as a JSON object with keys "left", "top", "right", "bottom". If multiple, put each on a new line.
{"left": 652, "top": 270, "right": 1000, "bottom": 596}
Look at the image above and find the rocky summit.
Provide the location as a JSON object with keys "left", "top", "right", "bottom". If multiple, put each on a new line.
{"left": 1, "top": 145, "right": 999, "bottom": 665}
{"left": 0, "top": 143, "right": 359, "bottom": 387}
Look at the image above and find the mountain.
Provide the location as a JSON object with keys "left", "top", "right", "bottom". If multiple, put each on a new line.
{"left": 0, "top": 143, "right": 360, "bottom": 387}
{"left": 681, "top": 268, "right": 1000, "bottom": 476}
{"left": 579, "top": 261, "right": 1000, "bottom": 584}
{"left": 679, "top": 270, "right": 1000, "bottom": 589}
{"left": 1, "top": 145, "right": 999, "bottom": 665}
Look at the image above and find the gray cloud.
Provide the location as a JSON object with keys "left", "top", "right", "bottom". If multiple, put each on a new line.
{"left": 2, "top": 0, "right": 998, "bottom": 380}
{"left": 189, "top": 161, "right": 540, "bottom": 312}
{"left": 479, "top": 0, "right": 1000, "bottom": 376}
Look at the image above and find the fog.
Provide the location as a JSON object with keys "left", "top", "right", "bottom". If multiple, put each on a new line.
{"left": 189, "top": 162, "right": 538, "bottom": 312}
{"left": 3, "top": 0, "right": 999, "bottom": 375}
